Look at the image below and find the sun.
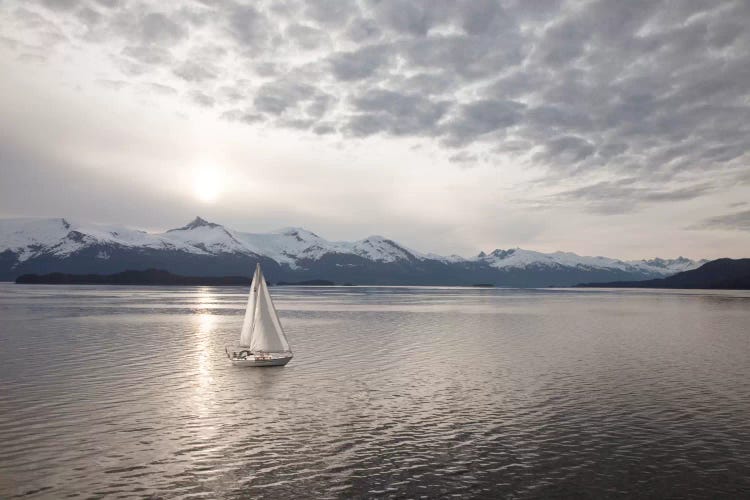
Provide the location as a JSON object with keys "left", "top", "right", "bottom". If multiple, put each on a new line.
{"left": 192, "top": 168, "right": 223, "bottom": 203}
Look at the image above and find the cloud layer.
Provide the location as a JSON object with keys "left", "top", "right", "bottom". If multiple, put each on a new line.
{"left": 692, "top": 209, "right": 750, "bottom": 232}
{"left": 5, "top": 2, "right": 750, "bottom": 179}
{"left": 1, "top": 0, "right": 749, "bottom": 257}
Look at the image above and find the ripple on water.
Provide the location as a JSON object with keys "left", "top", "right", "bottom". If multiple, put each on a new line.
{"left": 1, "top": 284, "right": 749, "bottom": 498}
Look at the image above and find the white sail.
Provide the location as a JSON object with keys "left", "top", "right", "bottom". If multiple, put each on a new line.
{"left": 240, "top": 264, "right": 291, "bottom": 353}
{"left": 239, "top": 265, "right": 260, "bottom": 347}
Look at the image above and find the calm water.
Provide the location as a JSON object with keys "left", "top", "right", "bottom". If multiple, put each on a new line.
{"left": 0, "top": 284, "right": 749, "bottom": 499}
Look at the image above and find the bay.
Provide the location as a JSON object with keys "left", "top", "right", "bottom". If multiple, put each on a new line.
{"left": 1, "top": 284, "right": 749, "bottom": 498}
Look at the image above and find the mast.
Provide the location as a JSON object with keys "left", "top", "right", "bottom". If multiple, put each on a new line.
{"left": 239, "top": 264, "right": 260, "bottom": 347}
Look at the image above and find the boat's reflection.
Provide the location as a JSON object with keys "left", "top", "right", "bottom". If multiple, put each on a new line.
{"left": 192, "top": 289, "right": 218, "bottom": 406}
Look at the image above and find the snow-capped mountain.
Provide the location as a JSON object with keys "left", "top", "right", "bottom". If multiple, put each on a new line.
{"left": 0, "top": 216, "right": 706, "bottom": 286}
{"left": 636, "top": 257, "right": 703, "bottom": 274}
{"left": 476, "top": 248, "right": 706, "bottom": 277}
{"left": 0, "top": 217, "right": 210, "bottom": 260}
{"left": 166, "top": 217, "right": 255, "bottom": 256}
{"left": 231, "top": 226, "right": 424, "bottom": 268}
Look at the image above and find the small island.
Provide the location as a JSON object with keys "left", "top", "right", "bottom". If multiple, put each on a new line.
{"left": 276, "top": 279, "right": 335, "bottom": 286}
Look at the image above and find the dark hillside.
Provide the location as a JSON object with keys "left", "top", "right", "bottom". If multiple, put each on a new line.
{"left": 576, "top": 259, "right": 750, "bottom": 289}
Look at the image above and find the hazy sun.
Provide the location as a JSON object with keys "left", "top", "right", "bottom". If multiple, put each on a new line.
{"left": 192, "top": 168, "right": 223, "bottom": 203}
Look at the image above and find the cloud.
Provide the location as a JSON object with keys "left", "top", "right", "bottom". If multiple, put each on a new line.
{"left": 38, "top": 0, "right": 78, "bottom": 10}
{"left": 346, "top": 89, "right": 448, "bottom": 137}
{"left": 3, "top": 0, "right": 750, "bottom": 214}
{"left": 121, "top": 45, "right": 172, "bottom": 66}
{"left": 285, "top": 23, "right": 329, "bottom": 50}
{"left": 226, "top": 4, "right": 268, "bottom": 49}
{"left": 302, "top": 0, "right": 361, "bottom": 28}
{"left": 189, "top": 90, "right": 214, "bottom": 107}
{"left": 252, "top": 79, "right": 334, "bottom": 131}
{"left": 108, "top": 9, "right": 187, "bottom": 46}
{"left": 328, "top": 44, "right": 390, "bottom": 81}
{"left": 344, "top": 17, "right": 381, "bottom": 42}
{"left": 443, "top": 100, "right": 525, "bottom": 146}
{"left": 142, "top": 82, "right": 176, "bottom": 95}
{"left": 535, "top": 136, "right": 595, "bottom": 165}
{"left": 173, "top": 60, "right": 217, "bottom": 82}
{"left": 399, "top": 32, "right": 524, "bottom": 79}
{"left": 448, "top": 151, "right": 478, "bottom": 165}
{"left": 690, "top": 209, "right": 750, "bottom": 232}
{"left": 554, "top": 180, "right": 715, "bottom": 214}
{"left": 139, "top": 12, "right": 185, "bottom": 44}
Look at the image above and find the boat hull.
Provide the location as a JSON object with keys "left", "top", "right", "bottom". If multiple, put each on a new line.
{"left": 230, "top": 354, "right": 293, "bottom": 367}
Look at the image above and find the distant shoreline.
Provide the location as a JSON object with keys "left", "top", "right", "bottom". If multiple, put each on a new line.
{"left": 14, "top": 270, "right": 340, "bottom": 287}
{"left": 13, "top": 270, "right": 498, "bottom": 287}
{"left": 15, "top": 270, "right": 253, "bottom": 286}
{"left": 13, "top": 259, "right": 750, "bottom": 290}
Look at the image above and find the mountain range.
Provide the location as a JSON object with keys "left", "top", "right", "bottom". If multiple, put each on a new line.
{"left": 577, "top": 259, "right": 750, "bottom": 290}
{"left": 0, "top": 216, "right": 706, "bottom": 286}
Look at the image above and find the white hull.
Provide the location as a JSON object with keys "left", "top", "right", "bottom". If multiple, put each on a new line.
{"left": 228, "top": 352, "right": 293, "bottom": 367}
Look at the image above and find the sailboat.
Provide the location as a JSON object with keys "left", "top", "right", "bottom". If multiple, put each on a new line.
{"left": 226, "top": 263, "right": 293, "bottom": 367}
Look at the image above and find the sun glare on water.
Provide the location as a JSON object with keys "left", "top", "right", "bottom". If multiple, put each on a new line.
{"left": 192, "top": 168, "right": 223, "bottom": 203}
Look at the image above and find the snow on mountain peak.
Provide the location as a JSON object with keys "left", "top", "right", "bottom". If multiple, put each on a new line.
{"left": 470, "top": 247, "right": 705, "bottom": 276}
{"left": 478, "top": 247, "right": 638, "bottom": 271}
{"left": 230, "top": 227, "right": 333, "bottom": 268}
{"left": 0, "top": 216, "right": 707, "bottom": 277}
{"left": 275, "top": 227, "right": 321, "bottom": 241}
{"left": 629, "top": 256, "right": 706, "bottom": 274}
{"left": 161, "top": 218, "right": 251, "bottom": 255}
{"left": 0, "top": 217, "right": 209, "bottom": 262}
{"left": 489, "top": 248, "right": 518, "bottom": 259}
{"left": 0, "top": 218, "right": 74, "bottom": 261}
{"left": 168, "top": 216, "right": 222, "bottom": 232}
{"left": 349, "top": 235, "right": 417, "bottom": 262}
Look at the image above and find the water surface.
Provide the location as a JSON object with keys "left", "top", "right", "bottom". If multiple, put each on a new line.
{"left": 1, "top": 284, "right": 749, "bottom": 498}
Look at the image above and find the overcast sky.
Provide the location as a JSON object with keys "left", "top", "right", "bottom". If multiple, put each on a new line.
{"left": 1, "top": 0, "right": 749, "bottom": 259}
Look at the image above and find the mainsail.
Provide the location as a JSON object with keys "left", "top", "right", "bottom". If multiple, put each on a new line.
{"left": 239, "top": 264, "right": 291, "bottom": 353}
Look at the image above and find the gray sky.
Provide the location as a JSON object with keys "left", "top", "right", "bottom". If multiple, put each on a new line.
{"left": 1, "top": 0, "right": 749, "bottom": 259}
